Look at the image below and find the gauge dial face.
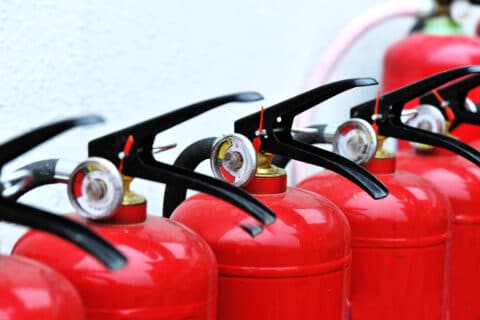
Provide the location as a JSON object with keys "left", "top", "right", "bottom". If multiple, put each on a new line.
{"left": 333, "top": 118, "right": 377, "bottom": 164}
{"left": 67, "top": 157, "right": 124, "bottom": 220}
{"left": 210, "top": 134, "right": 257, "bottom": 187}
{"left": 404, "top": 104, "right": 446, "bottom": 151}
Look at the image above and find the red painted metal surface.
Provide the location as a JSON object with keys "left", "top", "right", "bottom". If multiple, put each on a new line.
{"left": 383, "top": 33, "right": 480, "bottom": 147}
{"left": 171, "top": 174, "right": 352, "bottom": 320}
{"left": 13, "top": 202, "right": 218, "bottom": 320}
{"left": 397, "top": 149, "right": 480, "bottom": 320}
{"left": 0, "top": 254, "right": 84, "bottom": 320}
{"left": 298, "top": 157, "right": 451, "bottom": 320}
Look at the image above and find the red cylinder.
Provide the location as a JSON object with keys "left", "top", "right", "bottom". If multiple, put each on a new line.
{"left": 396, "top": 149, "right": 480, "bottom": 320}
{"left": 171, "top": 173, "right": 352, "bottom": 320}
{"left": 298, "top": 157, "right": 451, "bottom": 320}
{"left": 13, "top": 202, "right": 218, "bottom": 320}
{"left": 383, "top": 33, "right": 480, "bottom": 147}
{"left": 0, "top": 254, "right": 84, "bottom": 319}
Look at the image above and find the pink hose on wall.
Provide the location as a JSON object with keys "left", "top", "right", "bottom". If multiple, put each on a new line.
{"left": 291, "top": 1, "right": 426, "bottom": 183}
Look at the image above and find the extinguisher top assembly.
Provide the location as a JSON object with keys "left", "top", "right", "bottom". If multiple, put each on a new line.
{"left": 0, "top": 116, "right": 127, "bottom": 320}
{"left": 292, "top": 66, "right": 480, "bottom": 320}
{"left": 352, "top": 66, "right": 480, "bottom": 164}
{"left": 395, "top": 73, "right": 480, "bottom": 320}
{"left": 165, "top": 78, "right": 389, "bottom": 320}
{"left": 384, "top": 0, "right": 480, "bottom": 145}
{"left": 12, "top": 92, "right": 279, "bottom": 320}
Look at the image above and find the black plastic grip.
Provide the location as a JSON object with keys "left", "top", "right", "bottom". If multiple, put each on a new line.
{"left": 128, "top": 155, "right": 276, "bottom": 226}
{"left": 272, "top": 125, "right": 328, "bottom": 168}
{"left": 269, "top": 133, "right": 388, "bottom": 199}
{"left": 89, "top": 92, "right": 263, "bottom": 167}
{"left": 0, "top": 116, "right": 103, "bottom": 169}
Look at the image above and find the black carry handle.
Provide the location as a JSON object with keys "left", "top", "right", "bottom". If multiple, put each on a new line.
{"left": 88, "top": 92, "right": 277, "bottom": 235}
{"left": 272, "top": 125, "right": 328, "bottom": 169}
{"left": 234, "top": 78, "right": 389, "bottom": 200}
{"left": 0, "top": 116, "right": 102, "bottom": 169}
{"left": 0, "top": 116, "right": 126, "bottom": 270}
{"left": 420, "top": 74, "right": 480, "bottom": 131}
{"left": 351, "top": 66, "right": 480, "bottom": 166}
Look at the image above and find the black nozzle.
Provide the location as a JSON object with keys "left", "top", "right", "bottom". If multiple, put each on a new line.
{"left": 88, "top": 92, "right": 277, "bottom": 233}
{"left": 234, "top": 78, "right": 389, "bottom": 199}
{"left": 351, "top": 66, "right": 480, "bottom": 166}
{"left": 420, "top": 74, "right": 480, "bottom": 131}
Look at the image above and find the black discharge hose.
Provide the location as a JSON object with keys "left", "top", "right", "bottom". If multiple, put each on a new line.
{"left": 9, "top": 159, "right": 60, "bottom": 201}
{"left": 163, "top": 137, "right": 217, "bottom": 218}
{"left": 272, "top": 125, "right": 328, "bottom": 169}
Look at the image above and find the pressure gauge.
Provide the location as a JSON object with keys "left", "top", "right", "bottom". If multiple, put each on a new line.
{"left": 67, "top": 157, "right": 124, "bottom": 220}
{"left": 210, "top": 134, "right": 257, "bottom": 187}
{"left": 403, "top": 104, "right": 446, "bottom": 151}
{"left": 333, "top": 118, "right": 377, "bottom": 165}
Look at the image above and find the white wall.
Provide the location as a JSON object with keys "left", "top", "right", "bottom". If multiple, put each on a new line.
{"left": 0, "top": 1, "right": 479, "bottom": 252}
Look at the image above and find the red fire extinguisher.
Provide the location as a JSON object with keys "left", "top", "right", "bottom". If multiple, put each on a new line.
{"left": 162, "top": 78, "right": 389, "bottom": 320}
{"left": 392, "top": 73, "right": 480, "bottom": 320}
{"left": 0, "top": 116, "right": 127, "bottom": 319}
{"left": 12, "top": 93, "right": 278, "bottom": 319}
{"left": 280, "top": 67, "right": 480, "bottom": 320}
{"left": 383, "top": 0, "right": 480, "bottom": 146}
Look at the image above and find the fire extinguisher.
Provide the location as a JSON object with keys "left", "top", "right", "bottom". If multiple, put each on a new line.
{"left": 12, "top": 92, "right": 278, "bottom": 319}
{"left": 276, "top": 66, "right": 480, "bottom": 320}
{"left": 383, "top": 0, "right": 480, "bottom": 147}
{"left": 162, "top": 78, "right": 389, "bottom": 320}
{"left": 0, "top": 116, "right": 127, "bottom": 319}
{"left": 393, "top": 73, "right": 480, "bottom": 320}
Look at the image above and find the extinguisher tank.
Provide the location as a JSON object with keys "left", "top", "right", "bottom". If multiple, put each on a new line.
{"left": 397, "top": 72, "right": 480, "bottom": 319}
{"left": 14, "top": 190, "right": 219, "bottom": 320}
{"left": 171, "top": 153, "right": 352, "bottom": 320}
{"left": 294, "top": 67, "right": 480, "bottom": 320}
{"left": 298, "top": 140, "right": 451, "bottom": 320}
{"left": 396, "top": 150, "right": 480, "bottom": 320}
{"left": 1, "top": 255, "right": 85, "bottom": 319}
{"left": 166, "top": 78, "right": 390, "bottom": 319}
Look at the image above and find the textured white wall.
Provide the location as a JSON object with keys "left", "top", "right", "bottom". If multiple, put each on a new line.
{"left": 0, "top": 1, "right": 478, "bottom": 252}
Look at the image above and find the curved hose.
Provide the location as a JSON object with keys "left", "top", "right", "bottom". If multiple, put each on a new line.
{"left": 163, "top": 137, "right": 217, "bottom": 218}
